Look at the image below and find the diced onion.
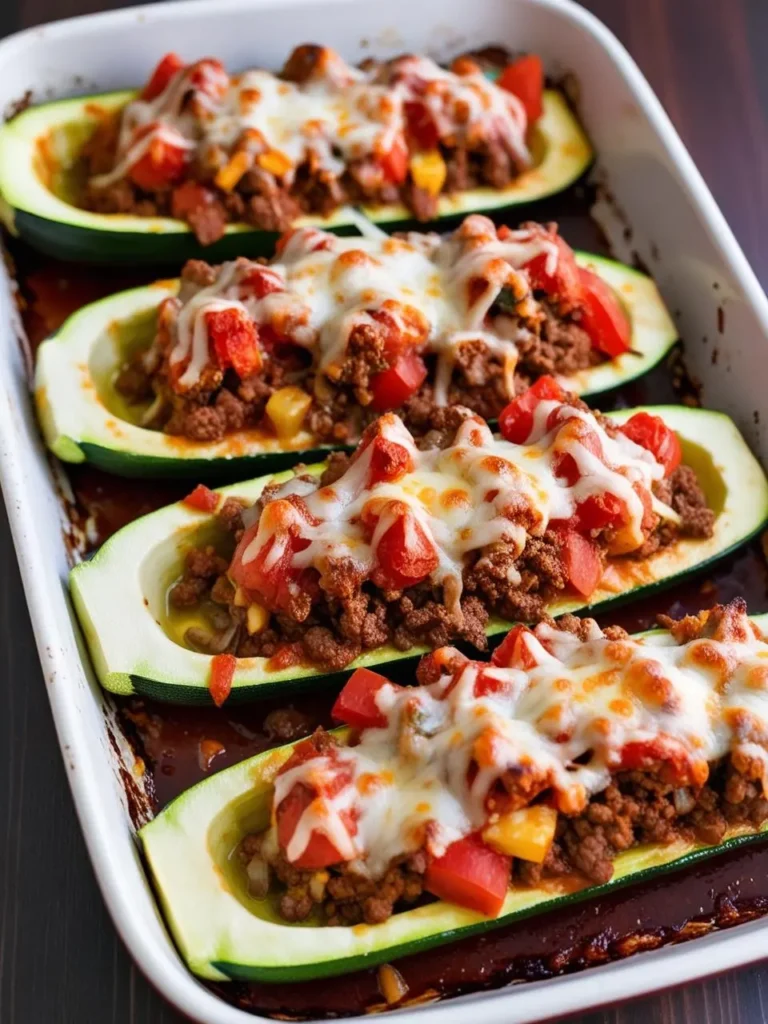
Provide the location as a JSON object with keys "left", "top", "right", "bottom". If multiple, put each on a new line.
{"left": 246, "top": 855, "right": 270, "bottom": 898}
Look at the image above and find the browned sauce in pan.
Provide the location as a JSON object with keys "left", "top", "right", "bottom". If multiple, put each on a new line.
{"left": 12, "top": 181, "right": 768, "bottom": 1019}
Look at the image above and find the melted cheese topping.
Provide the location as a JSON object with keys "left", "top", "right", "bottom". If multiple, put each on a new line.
{"left": 165, "top": 214, "right": 555, "bottom": 392}
{"left": 273, "top": 608, "right": 768, "bottom": 878}
{"left": 93, "top": 50, "right": 530, "bottom": 192}
{"left": 241, "top": 407, "right": 668, "bottom": 615}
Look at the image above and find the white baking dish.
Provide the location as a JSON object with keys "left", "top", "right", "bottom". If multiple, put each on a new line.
{"left": 1, "top": 0, "right": 768, "bottom": 1021}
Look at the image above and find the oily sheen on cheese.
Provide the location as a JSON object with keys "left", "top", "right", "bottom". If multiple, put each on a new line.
{"left": 166, "top": 217, "right": 558, "bottom": 395}
{"left": 94, "top": 51, "right": 530, "bottom": 191}
{"left": 270, "top": 611, "right": 768, "bottom": 878}
{"left": 240, "top": 407, "right": 670, "bottom": 614}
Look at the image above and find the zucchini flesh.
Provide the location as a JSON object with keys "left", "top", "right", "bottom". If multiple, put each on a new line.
{"left": 69, "top": 406, "right": 768, "bottom": 704}
{"left": 138, "top": 610, "right": 768, "bottom": 983}
{"left": 0, "top": 90, "right": 592, "bottom": 264}
{"left": 35, "top": 254, "right": 677, "bottom": 479}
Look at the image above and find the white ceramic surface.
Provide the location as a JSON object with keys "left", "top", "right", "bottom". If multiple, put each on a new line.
{"left": 1, "top": 1, "right": 767, "bottom": 1021}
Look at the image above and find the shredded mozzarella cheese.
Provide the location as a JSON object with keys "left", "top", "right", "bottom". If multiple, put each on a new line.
{"left": 274, "top": 607, "right": 768, "bottom": 877}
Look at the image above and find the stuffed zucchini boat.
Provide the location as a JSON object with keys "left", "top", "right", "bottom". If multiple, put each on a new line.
{"left": 69, "top": 396, "right": 768, "bottom": 704}
{"left": 140, "top": 602, "right": 768, "bottom": 982}
{"left": 0, "top": 47, "right": 592, "bottom": 264}
{"left": 36, "top": 215, "right": 676, "bottom": 479}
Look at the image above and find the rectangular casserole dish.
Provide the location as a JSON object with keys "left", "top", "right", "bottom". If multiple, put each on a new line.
{"left": 2, "top": 0, "right": 768, "bottom": 1021}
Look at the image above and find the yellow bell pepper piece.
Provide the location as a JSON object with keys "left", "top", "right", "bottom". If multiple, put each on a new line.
{"left": 246, "top": 602, "right": 269, "bottom": 635}
{"left": 266, "top": 386, "right": 313, "bottom": 440}
{"left": 409, "top": 150, "right": 447, "bottom": 197}
{"left": 482, "top": 805, "right": 557, "bottom": 863}
{"left": 214, "top": 150, "right": 252, "bottom": 192}
{"left": 257, "top": 149, "right": 293, "bottom": 178}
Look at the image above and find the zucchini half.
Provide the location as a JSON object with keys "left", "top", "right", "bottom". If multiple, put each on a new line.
{"left": 0, "top": 90, "right": 591, "bottom": 265}
{"left": 140, "top": 614, "right": 768, "bottom": 984}
{"left": 69, "top": 406, "right": 768, "bottom": 704}
{"left": 35, "top": 254, "right": 677, "bottom": 480}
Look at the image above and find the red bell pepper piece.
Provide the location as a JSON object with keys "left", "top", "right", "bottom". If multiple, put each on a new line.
{"left": 369, "top": 350, "right": 427, "bottom": 412}
{"left": 379, "top": 138, "right": 409, "bottom": 184}
{"left": 208, "top": 653, "right": 236, "bottom": 707}
{"left": 490, "top": 624, "right": 538, "bottom": 670}
{"left": 205, "top": 307, "right": 262, "bottom": 379}
{"left": 182, "top": 483, "right": 219, "bottom": 513}
{"left": 331, "top": 667, "right": 396, "bottom": 730}
{"left": 578, "top": 267, "right": 632, "bottom": 358}
{"left": 424, "top": 833, "right": 511, "bottom": 917}
{"left": 141, "top": 52, "right": 185, "bottom": 101}
{"left": 497, "top": 55, "right": 544, "bottom": 124}
{"left": 128, "top": 125, "right": 189, "bottom": 192}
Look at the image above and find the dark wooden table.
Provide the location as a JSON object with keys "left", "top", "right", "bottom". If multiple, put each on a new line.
{"left": 1, "top": 1, "right": 768, "bottom": 1021}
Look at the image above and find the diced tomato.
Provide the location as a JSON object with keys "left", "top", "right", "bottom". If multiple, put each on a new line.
{"left": 241, "top": 267, "right": 284, "bottom": 300}
{"left": 369, "top": 350, "right": 427, "bottom": 412}
{"left": 355, "top": 425, "right": 414, "bottom": 487}
{"left": 276, "top": 783, "right": 350, "bottom": 869}
{"left": 171, "top": 181, "right": 213, "bottom": 219}
{"left": 128, "top": 125, "right": 189, "bottom": 191}
{"left": 552, "top": 427, "right": 603, "bottom": 486}
{"left": 142, "top": 52, "right": 185, "bottom": 101}
{"left": 490, "top": 624, "right": 538, "bottom": 669}
{"left": 188, "top": 58, "right": 229, "bottom": 100}
{"left": 205, "top": 306, "right": 262, "bottom": 379}
{"left": 498, "top": 55, "right": 544, "bottom": 124}
{"left": 332, "top": 667, "right": 397, "bottom": 730}
{"left": 573, "top": 491, "right": 626, "bottom": 533}
{"left": 183, "top": 483, "right": 219, "bottom": 513}
{"left": 208, "top": 653, "right": 236, "bottom": 707}
{"left": 498, "top": 375, "right": 567, "bottom": 444}
{"left": 373, "top": 506, "right": 438, "bottom": 590}
{"left": 275, "top": 227, "right": 334, "bottom": 257}
{"left": 617, "top": 738, "right": 691, "bottom": 784}
{"left": 229, "top": 508, "right": 313, "bottom": 614}
{"left": 379, "top": 137, "right": 409, "bottom": 184}
{"left": 578, "top": 267, "right": 632, "bottom": 358}
{"left": 404, "top": 100, "right": 439, "bottom": 150}
{"left": 424, "top": 833, "right": 511, "bottom": 917}
{"left": 524, "top": 235, "right": 582, "bottom": 309}
{"left": 550, "top": 525, "right": 603, "bottom": 599}
{"left": 620, "top": 412, "right": 682, "bottom": 478}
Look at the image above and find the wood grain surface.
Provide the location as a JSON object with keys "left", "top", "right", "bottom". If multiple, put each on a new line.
{"left": 1, "top": 1, "right": 767, "bottom": 1021}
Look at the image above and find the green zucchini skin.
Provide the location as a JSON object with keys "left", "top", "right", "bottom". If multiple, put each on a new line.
{"left": 69, "top": 406, "right": 768, "bottom": 705}
{"left": 213, "top": 830, "right": 768, "bottom": 983}
{"left": 0, "top": 89, "right": 592, "bottom": 265}
{"left": 35, "top": 253, "right": 677, "bottom": 480}
{"left": 138, "top": 609, "right": 768, "bottom": 984}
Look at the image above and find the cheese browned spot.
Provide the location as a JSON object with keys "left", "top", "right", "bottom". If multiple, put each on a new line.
{"left": 93, "top": 51, "right": 531, "bottom": 192}
{"left": 273, "top": 605, "right": 768, "bottom": 879}
{"left": 163, "top": 215, "right": 558, "bottom": 392}
{"left": 240, "top": 406, "right": 673, "bottom": 615}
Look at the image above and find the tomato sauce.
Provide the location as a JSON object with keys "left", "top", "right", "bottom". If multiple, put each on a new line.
{"left": 11, "top": 179, "right": 768, "bottom": 1019}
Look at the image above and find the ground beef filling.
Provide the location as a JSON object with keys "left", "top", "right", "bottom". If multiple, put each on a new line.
{"left": 81, "top": 48, "right": 531, "bottom": 243}
{"left": 167, "top": 435, "right": 715, "bottom": 672}
{"left": 114, "top": 259, "right": 604, "bottom": 447}
{"left": 239, "top": 736, "right": 768, "bottom": 927}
